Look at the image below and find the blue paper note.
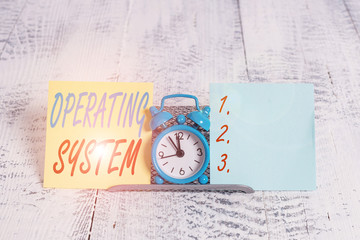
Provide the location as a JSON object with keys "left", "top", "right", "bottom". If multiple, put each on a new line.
{"left": 210, "top": 83, "right": 316, "bottom": 190}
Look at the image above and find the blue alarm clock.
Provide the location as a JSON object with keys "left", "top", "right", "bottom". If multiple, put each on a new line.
{"left": 149, "top": 94, "right": 210, "bottom": 185}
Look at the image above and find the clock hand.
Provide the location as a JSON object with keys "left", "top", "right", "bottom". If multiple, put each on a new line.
{"left": 168, "top": 136, "right": 185, "bottom": 158}
{"left": 168, "top": 136, "right": 179, "bottom": 151}
{"left": 175, "top": 134, "right": 185, "bottom": 157}
{"left": 176, "top": 134, "right": 182, "bottom": 151}
{"left": 160, "top": 153, "right": 178, "bottom": 159}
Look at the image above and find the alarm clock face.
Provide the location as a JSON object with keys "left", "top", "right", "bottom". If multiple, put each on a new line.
{"left": 154, "top": 128, "right": 207, "bottom": 180}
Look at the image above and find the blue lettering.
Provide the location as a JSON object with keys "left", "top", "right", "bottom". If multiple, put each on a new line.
{"left": 123, "top": 92, "right": 139, "bottom": 128}
{"left": 136, "top": 92, "right": 149, "bottom": 137}
{"left": 62, "top": 93, "right": 75, "bottom": 128}
{"left": 50, "top": 92, "right": 63, "bottom": 128}
{"left": 108, "top": 92, "right": 123, "bottom": 128}
{"left": 93, "top": 93, "right": 107, "bottom": 128}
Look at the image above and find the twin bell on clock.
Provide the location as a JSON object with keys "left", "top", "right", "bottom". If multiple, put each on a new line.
{"left": 149, "top": 94, "right": 210, "bottom": 185}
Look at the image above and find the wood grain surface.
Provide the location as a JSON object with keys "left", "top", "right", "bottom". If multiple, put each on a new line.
{"left": 1, "top": 0, "right": 360, "bottom": 239}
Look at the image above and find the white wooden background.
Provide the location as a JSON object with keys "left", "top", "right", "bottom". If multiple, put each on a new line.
{"left": 1, "top": 0, "right": 360, "bottom": 239}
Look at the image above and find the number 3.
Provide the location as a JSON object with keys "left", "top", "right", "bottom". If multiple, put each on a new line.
{"left": 197, "top": 148, "right": 203, "bottom": 156}
{"left": 217, "top": 154, "right": 227, "bottom": 171}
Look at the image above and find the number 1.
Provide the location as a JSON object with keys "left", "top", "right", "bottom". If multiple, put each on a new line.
{"left": 219, "top": 96, "right": 227, "bottom": 113}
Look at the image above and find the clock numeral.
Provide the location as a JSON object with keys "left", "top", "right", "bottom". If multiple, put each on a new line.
{"left": 156, "top": 129, "right": 207, "bottom": 179}
{"left": 197, "top": 148, "right": 203, "bottom": 156}
{"left": 174, "top": 132, "right": 184, "bottom": 140}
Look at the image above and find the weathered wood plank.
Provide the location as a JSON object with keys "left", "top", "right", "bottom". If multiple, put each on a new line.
{"left": 239, "top": 1, "right": 317, "bottom": 239}
{"left": 0, "top": 0, "right": 131, "bottom": 239}
{"left": 0, "top": 82, "right": 96, "bottom": 240}
{"left": 91, "top": 191, "right": 267, "bottom": 239}
{"left": 343, "top": 0, "right": 360, "bottom": 41}
{"left": 89, "top": 1, "right": 268, "bottom": 239}
{"left": 1, "top": 0, "right": 360, "bottom": 239}
{"left": 0, "top": 0, "right": 27, "bottom": 55}
{"left": 305, "top": 0, "right": 360, "bottom": 238}
{"left": 0, "top": 0, "right": 130, "bottom": 87}
{"left": 240, "top": 0, "right": 360, "bottom": 239}
{"left": 115, "top": 0, "right": 248, "bottom": 105}
{"left": 320, "top": 0, "right": 360, "bottom": 125}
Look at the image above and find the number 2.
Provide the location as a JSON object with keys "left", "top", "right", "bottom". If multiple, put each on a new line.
{"left": 217, "top": 154, "right": 227, "bottom": 171}
{"left": 216, "top": 125, "right": 228, "bottom": 142}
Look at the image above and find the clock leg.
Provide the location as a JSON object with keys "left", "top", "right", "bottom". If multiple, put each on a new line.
{"left": 198, "top": 174, "right": 208, "bottom": 184}
{"left": 155, "top": 176, "right": 164, "bottom": 184}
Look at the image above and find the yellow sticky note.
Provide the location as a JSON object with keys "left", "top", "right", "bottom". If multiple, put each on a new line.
{"left": 44, "top": 81, "right": 153, "bottom": 189}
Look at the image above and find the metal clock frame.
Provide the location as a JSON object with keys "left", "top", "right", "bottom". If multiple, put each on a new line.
{"left": 151, "top": 124, "right": 210, "bottom": 184}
